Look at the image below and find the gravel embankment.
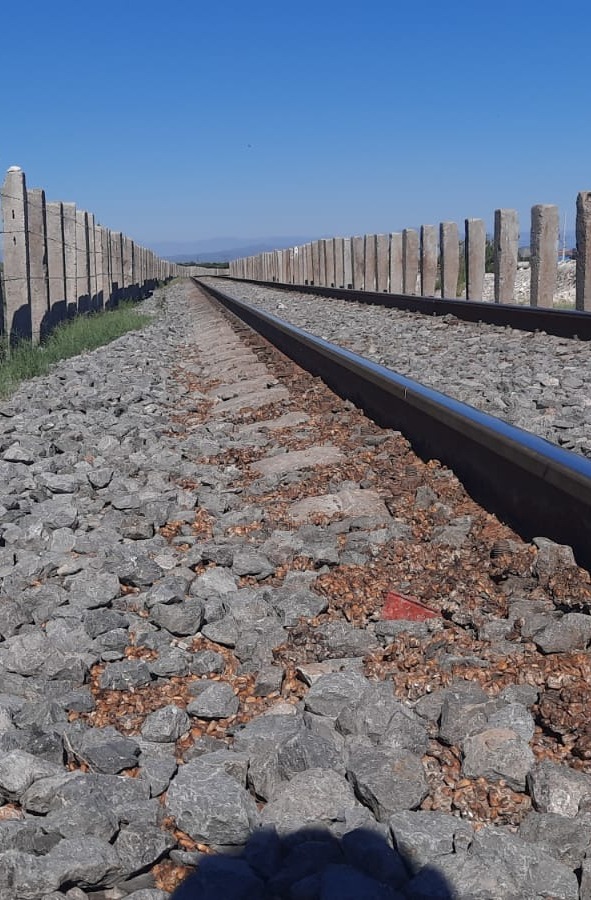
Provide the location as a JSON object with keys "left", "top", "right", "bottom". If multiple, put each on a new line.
{"left": 201, "top": 277, "right": 591, "bottom": 458}
{"left": 1, "top": 279, "right": 591, "bottom": 899}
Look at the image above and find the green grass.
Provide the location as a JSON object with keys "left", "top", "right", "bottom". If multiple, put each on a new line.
{"left": 0, "top": 302, "right": 152, "bottom": 397}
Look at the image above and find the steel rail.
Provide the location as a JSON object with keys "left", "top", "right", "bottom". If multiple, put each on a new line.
{"left": 210, "top": 275, "right": 591, "bottom": 341}
{"left": 195, "top": 277, "right": 591, "bottom": 571}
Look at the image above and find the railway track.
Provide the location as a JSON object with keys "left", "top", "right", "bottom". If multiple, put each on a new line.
{"left": 218, "top": 275, "right": 591, "bottom": 341}
{"left": 195, "top": 277, "right": 591, "bottom": 572}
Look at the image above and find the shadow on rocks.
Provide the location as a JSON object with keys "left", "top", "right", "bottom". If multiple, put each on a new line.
{"left": 170, "top": 826, "right": 454, "bottom": 899}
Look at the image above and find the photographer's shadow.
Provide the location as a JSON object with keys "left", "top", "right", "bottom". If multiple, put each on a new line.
{"left": 171, "top": 825, "right": 454, "bottom": 899}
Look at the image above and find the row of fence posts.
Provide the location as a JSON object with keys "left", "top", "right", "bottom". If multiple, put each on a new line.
{"left": 0, "top": 166, "right": 182, "bottom": 345}
{"left": 227, "top": 193, "right": 591, "bottom": 311}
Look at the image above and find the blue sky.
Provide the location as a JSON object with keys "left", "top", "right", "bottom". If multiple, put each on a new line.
{"left": 1, "top": 0, "right": 589, "bottom": 249}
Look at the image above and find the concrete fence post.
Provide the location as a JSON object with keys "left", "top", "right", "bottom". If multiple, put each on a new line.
{"left": 75, "top": 210, "right": 90, "bottom": 310}
{"left": 326, "top": 238, "right": 336, "bottom": 287}
{"left": 87, "top": 213, "right": 98, "bottom": 308}
{"left": 352, "top": 236, "right": 365, "bottom": 289}
{"left": 364, "top": 234, "right": 377, "bottom": 292}
{"left": 317, "top": 239, "right": 326, "bottom": 286}
{"left": 376, "top": 234, "right": 389, "bottom": 292}
{"left": 576, "top": 192, "right": 591, "bottom": 311}
{"left": 494, "top": 209, "right": 519, "bottom": 304}
{"left": 310, "top": 241, "right": 320, "bottom": 285}
{"left": 110, "top": 231, "right": 123, "bottom": 304}
{"left": 304, "top": 243, "right": 313, "bottom": 284}
{"left": 1, "top": 166, "right": 31, "bottom": 342}
{"left": 420, "top": 225, "right": 437, "bottom": 297}
{"left": 440, "top": 222, "right": 459, "bottom": 299}
{"left": 389, "top": 233, "right": 403, "bottom": 293}
{"left": 61, "top": 202, "right": 77, "bottom": 315}
{"left": 402, "top": 229, "right": 419, "bottom": 294}
{"left": 465, "top": 218, "right": 486, "bottom": 300}
{"left": 27, "top": 188, "right": 50, "bottom": 343}
{"left": 333, "top": 238, "right": 345, "bottom": 288}
{"left": 343, "top": 238, "right": 353, "bottom": 289}
{"left": 530, "top": 204, "right": 558, "bottom": 308}
{"left": 122, "top": 235, "right": 133, "bottom": 296}
{"left": 46, "top": 201, "right": 66, "bottom": 324}
{"left": 101, "top": 227, "right": 111, "bottom": 304}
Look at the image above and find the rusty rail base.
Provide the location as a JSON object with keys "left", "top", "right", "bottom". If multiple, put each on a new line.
{"left": 195, "top": 277, "right": 591, "bottom": 572}
{"left": 211, "top": 276, "right": 591, "bottom": 341}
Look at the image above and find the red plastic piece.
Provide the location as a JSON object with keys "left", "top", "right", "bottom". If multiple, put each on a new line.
{"left": 381, "top": 590, "right": 439, "bottom": 621}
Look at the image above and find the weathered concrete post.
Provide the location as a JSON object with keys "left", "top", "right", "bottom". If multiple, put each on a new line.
{"left": 576, "top": 192, "right": 591, "bottom": 311}
{"left": 343, "top": 238, "right": 353, "bottom": 288}
{"left": 389, "top": 233, "right": 403, "bottom": 293}
{"left": 311, "top": 241, "right": 320, "bottom": 285}
{"left": 494, "top": 209, "right": 519, "bottom": 303}
{"left": 87, "top": 213, "right": 98, "bottom": 307}
{"left": 304, "top": 243, "right": 312, "bottom": 284}
{"left": 420, "top": 225, "right": 437, "bottom": 296}
{"left": 440, "top": 222, "right": 459, "bottom": 298}
{"left": 101, "top": 227, "right": 111, "bottom": 305}
{"left": 317, "top": 239, "right": 327, "bottom": 286}
{"left": 465, "top": 218, "right": 486, "bottom": 300}
{"left": 110, "top": 231, "right": 123, "bottom": 304}
{"left": 122, "top": 235, "right": 133, "bottom": 298}
{"left": 376, "top": 234, "right": 389, "bottom": 292}
{"left": 1, "top": 167, "right": 31, "bottom": 341}
{"left": 402, "top": 229, "right": 419, "bottom": 294}
{"left": 352, "top": 236, "right": 365, "bottom": 290}
{"left": 46, "top": 201, "right": 66, "bottom": 324}
{"left": 530, "top": 204, "right": 559, "bottom": 308}
{"left": 364, "top": 234, "right": 377, "bottom": 292}
{"left": 75, "top": 210, "right": 90, "bottom": 309}
{"left": 325, "top": 239, "right": 336, "bottom": 287}
{"left": 27, "top": 188, "right": 50, "bottom": 343}
{"left": 62, "top": 203, "right": 77, "bottom": 314}
{"left": 334, "top": 238, "right": 345, "bottom": 288}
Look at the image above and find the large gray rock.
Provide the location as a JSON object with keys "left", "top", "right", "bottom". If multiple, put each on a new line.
{"left": 150, "top": 599, "right": 204, "bottom": 636}
{"left": 336, "top": 682, "right": 427, "bottom": 753}
{"left": 438, "top": 683, "right": 490, "bottom": 745}
{"left": 114, "top": 824, "right": 175, "bottom": 879}
{"left": 462, "top": 727, "right": 534, "bottom": 791}
{"left": 187, "top": 682, "right": 239, "bottom": 719}
{"left": 534, "top": 612, "right": 591, "bottom": 653}
{"left": 304, "top": 673, "right": 370, "bottom": 719}
{"left": 346, "top": 744, "right": 428, "bottom": 821}
{"left": 140, "top": 705, "right": 190, "bottom": 742}
{"left": 260, "top": 767, "right": 361, "bottom": 834}
{"left": 518, "top": 809, "right": 591, "bottom": 869}
{"left": 527, "top": 760, "right": 591, "bottom": 816}
{"left": 390, "top": 809, "right": 473, "bottom": 873}
{"left": 469, "top": 826, "right": 579, "bottom": 900}
{"left": 0, "top": 750, "right": 63, "bottom": 800}
{"left": 99, "top": 660, "right": 152, "bottom": 691}
{"left": 165, "top": 762, "right": 259, "bottom": 845}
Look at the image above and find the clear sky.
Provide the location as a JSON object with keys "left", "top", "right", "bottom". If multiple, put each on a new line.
{"left": 2, "top": 0, "right": 589, "bottom": 249}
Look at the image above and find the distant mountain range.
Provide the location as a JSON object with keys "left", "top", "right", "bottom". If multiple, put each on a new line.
{"left": 151, "top": 236, "right": 315, "bottom": 263}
